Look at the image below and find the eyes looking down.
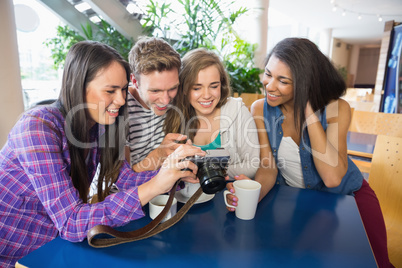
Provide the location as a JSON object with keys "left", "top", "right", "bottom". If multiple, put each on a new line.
{"left": 135, "top": 69, "right": 180, "bottom": 116}
{"left": 189, "top": 65, "right": 222, "bottom": 117}
{"left": 263, "top": 55, "right": 294, "bottom": 107}
{"left": 84, "top": 56, "right": 296, "bottom": 125}
{"left": 135, "top": 65, "right": 223, "bottom": 118}
{"left": 85, "top": 61, "right": 128, "bottom": 126}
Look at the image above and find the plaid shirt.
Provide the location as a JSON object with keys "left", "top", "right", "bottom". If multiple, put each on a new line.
{"left": 0, "top": 106, "right": 158, "bottom": 268}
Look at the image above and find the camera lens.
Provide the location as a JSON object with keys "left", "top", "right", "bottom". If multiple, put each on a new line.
{"left": 198, "top": 163, "right": 226, "bottom": 194}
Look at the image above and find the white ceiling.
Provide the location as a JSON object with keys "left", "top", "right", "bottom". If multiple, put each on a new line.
{"left": 268, "top": 0, "right": 402, "bottom": 45}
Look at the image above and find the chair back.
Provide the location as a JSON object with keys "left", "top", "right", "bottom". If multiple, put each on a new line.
{"left": 368, "top": 135, "right": 402, "bottom": 267}
{"left": 349, "top": 110, "right": 402, "bottom": 137}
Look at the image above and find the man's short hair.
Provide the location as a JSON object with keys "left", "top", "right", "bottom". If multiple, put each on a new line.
{"left": 129, "top": 36, "right": 181, "bottom": 80}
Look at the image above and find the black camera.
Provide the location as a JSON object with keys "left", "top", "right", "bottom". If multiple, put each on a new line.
{"left": 185, "top": 148, "right": 230, "bottom": 194}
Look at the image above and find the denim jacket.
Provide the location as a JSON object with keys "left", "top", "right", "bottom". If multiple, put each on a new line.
{"left": 263, "top": 100, "right": 363, "bottom": 196}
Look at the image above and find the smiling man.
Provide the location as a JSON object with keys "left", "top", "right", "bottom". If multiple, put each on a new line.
{"left": 126, "top": 36, "right": 187, "bottom": 172}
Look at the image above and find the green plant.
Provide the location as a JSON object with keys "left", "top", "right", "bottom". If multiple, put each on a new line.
{"left": 44, "top": 20, "right": 134, "bottom": 69}
{"left": 142, "top": 0, "right": 263, "bottom": 95}
{"left": 141, "top": 0, "right": 173, "bottom": 39}
{"left": 336, "top": 65, "right": 348, "bottom": 83}
{"left": 222, "top": 34, "right": 263, "bottom": 95}
{"left": 226, "top": 62, "right": 263, "bottom": 94}
{"left": 44, "top": 25, "right": 85, "bottom": 69}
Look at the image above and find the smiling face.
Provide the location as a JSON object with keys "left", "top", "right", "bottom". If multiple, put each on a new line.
{"left": 85, "top": 61, "right": 128, "bottom": 126}
{"left": 262, "top": 55, "right": 294, "bottom": 109}
{"left": 134, "top": 69, "right": 179, "bottom": 116}
{"left": 189, "top": 65, "right": 221, "bottom": 117}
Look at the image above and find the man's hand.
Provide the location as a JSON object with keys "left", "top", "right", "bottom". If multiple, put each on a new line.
{"left": 132, "top": 133, "right": 188, "bottom": 172}
{"left": 155, "top": 133, "right": 188, "bottom": 159}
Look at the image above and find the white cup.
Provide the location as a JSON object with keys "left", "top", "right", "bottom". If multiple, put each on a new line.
{"left": 224, "top": 180, "right": 261, "bottom": 220}
{"left": 149, "top": 195, "right": 177, "bottom": 222}
{"left": 181, "top": 182, "right": 201, "bottom": 198}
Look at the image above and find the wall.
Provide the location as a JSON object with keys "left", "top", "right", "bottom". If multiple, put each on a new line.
{"left": 348, "top": 45, "right": 360, "bottom": 86}
{"left": 354, "top": 47, "right": 380, "bottom": 86}
{"left": 331, "top": 38, "right": 381, "bottom": 89}
{"left": 331, "top": 38, "right": 351, "bottom": 68}
{"left": 0, "top": 0, "right": 25, "bottom": 147}
{"left": 235, "top": 0, "right": 269, "bottom": 69}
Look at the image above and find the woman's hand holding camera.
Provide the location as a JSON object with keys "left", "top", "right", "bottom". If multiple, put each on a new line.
{"left": 138, "top": 144, "right": 205, "bottom": 206}
{"left": 158, "top": 144, "right": 205, "bottom": 192}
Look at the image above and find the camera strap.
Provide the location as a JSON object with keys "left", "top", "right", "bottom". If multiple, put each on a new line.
{"left": 87, "top": 180, "right": 203, "bottom": 248}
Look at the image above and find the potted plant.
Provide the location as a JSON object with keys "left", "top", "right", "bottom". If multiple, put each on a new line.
{"left": 142, "top": 0, "right": 264, "bottom": 106}
{"left": 44, "top": 20, "right": 134, "bottom": 69}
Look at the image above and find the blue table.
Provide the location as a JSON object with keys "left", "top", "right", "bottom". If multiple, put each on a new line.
{"left": 16, "top": 185, "right": 376, "bottom": 268}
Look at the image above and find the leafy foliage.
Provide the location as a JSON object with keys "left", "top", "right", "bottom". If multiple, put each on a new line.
{"left": 44, "top": 20, "right": 134, "bottom": 69}
{"left": 44, "top": 25, "right": 85, "bottom": 69}
{"left": 142, "top": 0, "right": 173, "bottom": 39}
{"left": 226, "top": 62, "right": 263, "bottom": 94}
{"left": 142, "top": 0, "right": 263, "bottom": 95}
{"left": 45, "top": 2, "right": 263, "bottom": 95}
{"left": 337, "top": 65, "right": 348, "bottom": 83}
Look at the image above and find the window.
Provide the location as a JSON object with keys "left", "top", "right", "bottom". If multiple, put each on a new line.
{"left": 14, "top": 0, "right": 62, "bottom": 110}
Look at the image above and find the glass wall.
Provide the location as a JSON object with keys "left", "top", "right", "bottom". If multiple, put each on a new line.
{"left": 14, "top": 0, "right": 62, "bottom": 110}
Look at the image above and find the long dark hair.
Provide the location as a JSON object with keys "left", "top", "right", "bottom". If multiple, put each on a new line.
{"left": 58, "top": 41, "right": 130, "bottom": 202}
{"left": 164, "top": 48, "right": 231, "bottom": 141}
{"left": 265, "top": 38, "right": 346, "bottom": 135}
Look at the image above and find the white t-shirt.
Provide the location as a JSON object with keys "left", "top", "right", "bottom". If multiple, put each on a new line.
{"left": 277, "top": 136, "right": 305, "bottom": 188}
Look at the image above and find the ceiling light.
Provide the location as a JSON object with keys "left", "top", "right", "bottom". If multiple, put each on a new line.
{"left": 342, "top": 10, "right": 346, "bottom": 16}
{"left": 75, "top": 2, "right": 91, "bottom": 12}
{"left": 377, "top": 15, "right": 383, "bottom": 22}
{"left": 358, "top": 14, "right": 362, "bottom": 20}
{"left": 332, "top": 6, "right": 337, "bottom": 12}
{"left": 89, "top": 15, "right": 101, "bottom": 23}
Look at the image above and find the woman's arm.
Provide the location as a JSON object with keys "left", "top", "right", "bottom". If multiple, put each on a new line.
{"left": 225, "top": 99, "right": 277, "bottom": 210}
{"left": 227, "top": 103, "right": 260, "bottom": 179}
{"left": 13, "top": 114, "right": 150, "bottom": 242}
{"left": 251, "top": 99, "right": 278, "bottom": 201}
{"left": 304, "top": 99, "right": 351, "bottom": 187}
{"left": 15, "top": 113, "right": 201, "bottom": 242}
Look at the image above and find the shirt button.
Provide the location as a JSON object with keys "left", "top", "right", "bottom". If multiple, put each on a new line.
{"left": 279, "top": 132, "right": 282, "bottom": 135}
{"left": 307, "top": 185, "right": 311, "bottom": 188}
{"left": 304, "top": 166, "right": 308, "bottom": 169}
{"left": 273, "top": 149, "right": 277, "bottom": 152}
{"left": 302, "top": 147, "right": 305, "bottom": 150}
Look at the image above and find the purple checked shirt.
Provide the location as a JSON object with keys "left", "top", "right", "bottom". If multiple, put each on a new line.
{"left": 0, "top": 106, "right": 158, "bottom": 268}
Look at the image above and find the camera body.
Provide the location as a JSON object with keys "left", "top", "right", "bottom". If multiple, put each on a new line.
{"left": 186, "top": 148, "right": 230, "bottom": 194}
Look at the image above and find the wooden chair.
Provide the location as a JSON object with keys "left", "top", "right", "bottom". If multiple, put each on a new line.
{"left": 368, "top": 135, "right": 402, "bottom": 267}
{"left": 348, "top": 111, "right": 402, "bottom": 175}
{"left": 349, "top": 110, "right": 402, "bottom": 137}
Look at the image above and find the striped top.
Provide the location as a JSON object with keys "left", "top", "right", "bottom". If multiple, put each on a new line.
{"left": 126, "top": 92, "right": 165, "bottom": 166}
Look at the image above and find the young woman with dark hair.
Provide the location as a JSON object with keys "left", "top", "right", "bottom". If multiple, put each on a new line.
{"left": 0, "top": 41, "right": 203, "bottom": 268}
{"left": 226, "top": 38, "right": 392, "bottom": 267}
